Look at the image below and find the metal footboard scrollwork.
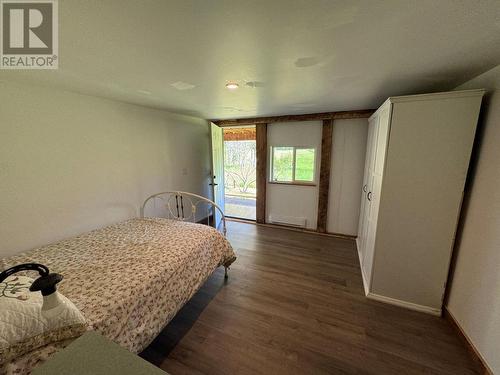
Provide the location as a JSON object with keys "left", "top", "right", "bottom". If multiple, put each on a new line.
{"left": 140, "top": 191, "right": 227, "bottom": 237}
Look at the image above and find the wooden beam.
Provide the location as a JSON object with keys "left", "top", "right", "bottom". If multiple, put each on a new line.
{"left": 316, "top": 119, "right": 333, "bottom": 233}
{"left": 212, "top": 109, "right": 374, "bottom": 127}
{"left": 256, "top": 124, "right": 268, "bottom": 224}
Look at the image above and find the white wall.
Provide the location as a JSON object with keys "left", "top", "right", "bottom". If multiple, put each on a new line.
{"left": 327, "top": 118, "right": 368, "bottom": 236}
{"left": 264, "top": 119, "right": 367, "bottom": 234}
{"left": 0, "top": 81, "right": 211, "bottom": 258}
{"left": 446, "top": 65, "right": 500, "bottom": 374}
{"left": 266, "top": 121, "right": 322, "bottom": 230}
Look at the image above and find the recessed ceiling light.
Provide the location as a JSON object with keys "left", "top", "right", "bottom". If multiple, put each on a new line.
{"left": 225, "top": 82, "right": 239, "bottom": 90}
{"left": 245, "top": 81, "right": 264, "bottom": 88}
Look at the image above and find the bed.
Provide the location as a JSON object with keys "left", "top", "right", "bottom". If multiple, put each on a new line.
{"left": 1, "top": 192, "right": 236, "bottom": 374}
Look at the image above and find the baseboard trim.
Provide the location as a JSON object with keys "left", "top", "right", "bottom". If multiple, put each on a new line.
{"left": 443, "top": 307, "right": 494, "bottom": 375}
{"left": 360, "top": 266, "right": 370, "bottom": 296}
{"left": 225, "top": 217, "right": 256, "bottom": 224}
{"left": 356, "top": 242, "right": 370, "bottom": 296}
{"left": 227, "top": 218, "right": 356, "bottom": 240}
{"left": 367, "top": 292, "right": 442, "bottom": 316}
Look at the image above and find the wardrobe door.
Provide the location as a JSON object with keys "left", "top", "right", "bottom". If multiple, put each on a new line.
{"left": 363, "top": 173, "right": 379, "bottom": 284}
{"left": 359, "top": 114, "right": 380, "bottom": 282}
{"left": 357, "top": 117, "right": 376, "bottom": 256}
{"left": 363, "top": 105, "right": 390, "bottom": 286}
{"left": 374, "top": 106, "right": 391, "bottom": 175}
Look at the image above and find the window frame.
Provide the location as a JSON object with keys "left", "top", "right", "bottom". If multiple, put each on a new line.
{"left": 269, "top": 145, "right": 317, "bottom": 186}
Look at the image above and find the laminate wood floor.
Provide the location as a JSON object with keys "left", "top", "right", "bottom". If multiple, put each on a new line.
{"left": 140, "top": 221, "right": 482, "bottom": 375}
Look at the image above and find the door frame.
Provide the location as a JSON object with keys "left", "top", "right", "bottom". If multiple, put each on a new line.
{"left": 209, "top": 122, "right": 225, "bottom": 228}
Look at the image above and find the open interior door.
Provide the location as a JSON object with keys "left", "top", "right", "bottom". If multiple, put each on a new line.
{"left": 210, "top": 122, "right": 225, "bottom": 229}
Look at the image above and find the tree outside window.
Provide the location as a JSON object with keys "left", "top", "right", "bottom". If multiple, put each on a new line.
{"left": 224, "top": 140, "right": 256, "bottom": 194}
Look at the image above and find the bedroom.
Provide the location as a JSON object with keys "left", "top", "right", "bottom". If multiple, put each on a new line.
{"left": 0, "top": 1, "right": 499, "bottom": 374}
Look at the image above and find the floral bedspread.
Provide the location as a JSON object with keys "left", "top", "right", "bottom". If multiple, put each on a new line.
{"left": 0, "top": 218, "right": 236, "bottom": 374}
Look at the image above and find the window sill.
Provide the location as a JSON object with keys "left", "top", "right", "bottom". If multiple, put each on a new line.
{"left": 268, "top": 181, "right": 317, "bottom": 187}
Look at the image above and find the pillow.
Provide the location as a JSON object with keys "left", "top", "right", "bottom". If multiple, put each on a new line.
{"left": 0, "top": 276, "right": 87, "bottom": 364}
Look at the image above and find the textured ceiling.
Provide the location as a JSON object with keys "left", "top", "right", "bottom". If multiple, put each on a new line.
{"left": 1, "top": 0, "right": 499, "bottom": 120}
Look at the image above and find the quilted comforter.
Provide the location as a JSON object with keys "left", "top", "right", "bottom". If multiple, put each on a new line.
{"left": 0, "top": 218, "right": 236, "bottom": 374}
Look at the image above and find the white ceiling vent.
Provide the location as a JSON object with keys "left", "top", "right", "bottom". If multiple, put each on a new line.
{"left": 170, "top": 81, "right": 196, "bottom": 90}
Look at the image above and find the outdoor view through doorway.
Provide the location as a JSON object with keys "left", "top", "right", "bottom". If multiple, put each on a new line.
{"left": 223, "top": 126, "right": 256, "bottom": 220}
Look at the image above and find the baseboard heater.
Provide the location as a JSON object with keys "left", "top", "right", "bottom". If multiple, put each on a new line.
{"left": 268, "top": 215, "right": 307, "bottom": 228}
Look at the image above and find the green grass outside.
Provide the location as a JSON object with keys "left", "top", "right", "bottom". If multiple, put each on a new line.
{"left": 295, "top": 149, "right": 315, "bottom": 181}
{"left": 272, "top": 147, "right": 315, "bottom": 182}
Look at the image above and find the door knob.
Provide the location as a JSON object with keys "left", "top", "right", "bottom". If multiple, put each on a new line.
{"left": 363, "top": 184, "right": 367, "bottom": 192}
{"left": 367, "top": 192, "right": 372, "bottom": 201}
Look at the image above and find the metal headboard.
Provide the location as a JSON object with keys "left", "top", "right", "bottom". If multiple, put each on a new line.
{"left": 141, "top": 191, "right": 226, "bottom": 236}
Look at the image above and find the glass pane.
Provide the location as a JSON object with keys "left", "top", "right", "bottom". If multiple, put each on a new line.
{"left": 295, "top": 148, "right": 315, "bottom": 181}
{"left": 223, "top": 138, "right": 256, "bottom": 220}
{"left": 272, "top": 147, "right": 294, "bottom": 182}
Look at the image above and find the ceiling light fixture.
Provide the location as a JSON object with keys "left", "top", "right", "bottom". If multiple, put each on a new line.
{"left": 225, "top": 82, "right": 239, "bottom": 90}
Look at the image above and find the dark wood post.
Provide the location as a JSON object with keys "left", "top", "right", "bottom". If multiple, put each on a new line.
{"left": 317, "top": 119, "right": 333, "bottom": 233}
{"left": 256, "top": 124, "right": 268, "bottom": 224}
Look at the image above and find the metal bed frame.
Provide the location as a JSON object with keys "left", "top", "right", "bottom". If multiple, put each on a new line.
{"left": 140, "top": 191, "right": 230, "bottom": 277}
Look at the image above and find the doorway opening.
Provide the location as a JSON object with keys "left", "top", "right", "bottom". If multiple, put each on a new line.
{"left": 223, "top": 126, "right": 256, "bottom": 220}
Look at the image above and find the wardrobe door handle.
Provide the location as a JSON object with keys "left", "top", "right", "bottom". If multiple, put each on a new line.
{"left": 367, "top": 192, "right": 372, "bottom": 201}
{"left": 363, "top": 184, "right": 367, "bottom": 192}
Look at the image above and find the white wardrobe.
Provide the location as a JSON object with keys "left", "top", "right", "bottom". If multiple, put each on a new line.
{"left": 356, "top": 90, "right": 484, "bottom": 315}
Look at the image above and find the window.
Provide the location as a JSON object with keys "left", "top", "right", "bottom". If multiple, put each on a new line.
{"left": 270, "top": 146, "right": 316, "bottom": 184}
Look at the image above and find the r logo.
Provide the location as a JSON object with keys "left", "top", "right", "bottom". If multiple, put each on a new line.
{"left": 1, "top": 0, "right": 57, "bottom": 68}
{"left": 2, "top": 2, "right": 52, "bottom": 54}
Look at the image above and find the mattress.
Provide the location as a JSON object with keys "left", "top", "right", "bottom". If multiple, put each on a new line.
{"left": 0, "top": 218, "right": 236, "bottom": 374}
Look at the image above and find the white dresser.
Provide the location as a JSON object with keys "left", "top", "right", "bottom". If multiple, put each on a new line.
{"left": 357, "top": 89, "right": 484, "bottom": 315}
